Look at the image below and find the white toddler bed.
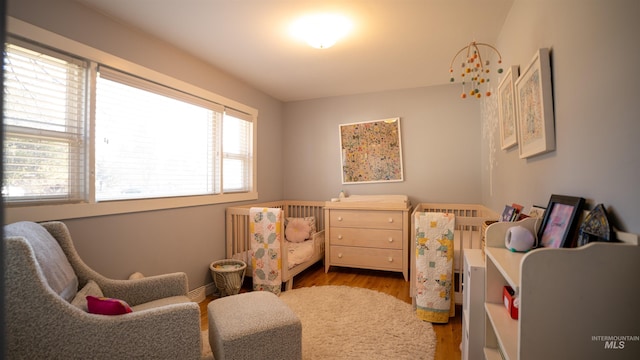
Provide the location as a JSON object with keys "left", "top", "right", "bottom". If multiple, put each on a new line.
{"left": 225, "top": 200, "right": 325, "bottom": 291}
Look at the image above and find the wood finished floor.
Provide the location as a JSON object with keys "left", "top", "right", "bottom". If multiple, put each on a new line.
{"left": 199, "top": 262, "right": 462, "bottom": 360}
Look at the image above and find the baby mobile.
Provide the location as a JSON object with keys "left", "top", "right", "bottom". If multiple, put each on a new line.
{"left": 449, "top": 41, "right": 503, "bottom": 99}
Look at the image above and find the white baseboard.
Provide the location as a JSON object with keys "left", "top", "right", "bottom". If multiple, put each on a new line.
{"left": 188, "top": 282, "right": 217, "bottom": 302}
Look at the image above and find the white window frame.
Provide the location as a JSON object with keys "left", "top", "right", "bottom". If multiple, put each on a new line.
{"left": 4, "top": 17, "right": 258, "bottom": 223}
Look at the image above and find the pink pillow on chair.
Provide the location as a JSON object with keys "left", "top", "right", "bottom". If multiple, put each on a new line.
{"left": 87, "top": 295, "right": 132, "bottom": 315}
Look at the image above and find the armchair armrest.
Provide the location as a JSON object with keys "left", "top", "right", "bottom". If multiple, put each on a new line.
{"left": 98, "top": 272, "right": 190, "bottom": 306}
{"left": 39, "top": 221, "right": 191, "bottom": 306}
{"left": 72, "top": 302, "right": 201, "bottom": 359}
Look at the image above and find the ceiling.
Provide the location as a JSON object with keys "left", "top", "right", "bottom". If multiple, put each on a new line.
{"left": 74, "top": 0, "right": 514, "bottom": 102}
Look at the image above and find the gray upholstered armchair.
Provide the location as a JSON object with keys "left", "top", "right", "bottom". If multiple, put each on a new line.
{"left": 4, "top": 221, "right": 202, "bottom": 359}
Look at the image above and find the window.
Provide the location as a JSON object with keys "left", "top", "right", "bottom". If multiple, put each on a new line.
{"left": 95, "top": 66, "right": 223, "bottom": 201}
{"left": 3, "top": 39, "right": 87, "bottom": 203}
{"left": 223, "top": 109, "right": 253, "bottom": 193}
{"left": 3, "top": 31, "right": 257, "bottom": 220}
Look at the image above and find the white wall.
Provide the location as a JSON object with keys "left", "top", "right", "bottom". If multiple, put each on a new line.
{"left": 283, "top": 84, "right": 482, "bottom": 205}
{"left": 283, "top": 0, "right": 640, "bottom": 235}
{"left": 482, "top": 0, "right": 640, "bottom": 234}
{"left": 6, "top": 0, "right": 286, "bottom": 289}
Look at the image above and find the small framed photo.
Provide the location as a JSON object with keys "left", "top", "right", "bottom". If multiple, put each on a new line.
{"left": 528, "top": 205, "right": 546, "bottom": 218}
{"left": 515, "top": 48, "right": 555, "bottom": 159}
{"left": 500, "top": 205, "right": 517, "bottom": 222}
{"left": 498, "top": 65, "right": 519, "bottom": 150}
{"left": 537, "top": 195, "right": 585, "bottom": 248}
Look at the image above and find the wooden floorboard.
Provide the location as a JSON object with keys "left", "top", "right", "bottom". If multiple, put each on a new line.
{"left": 200, "top": 262, "right": 462, "bottom": 359}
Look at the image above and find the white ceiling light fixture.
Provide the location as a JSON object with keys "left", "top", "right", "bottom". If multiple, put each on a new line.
{"left": 290, "top": 13, "right": 352, "bottom": 49}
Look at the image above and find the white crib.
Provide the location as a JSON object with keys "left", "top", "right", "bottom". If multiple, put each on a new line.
{"left": 411, "top": 203, "right": 498, "bottom": 304}
{"left": 225, "top": 200, "right": 325, "bottom": 291}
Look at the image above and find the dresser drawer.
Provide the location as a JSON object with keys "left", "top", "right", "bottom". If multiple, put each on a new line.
{"left": 330, "top": 245, "right": 403, "bottom": 271}
{"left": 329, "top": 210, "right": 403, "bottom": 230}
{"left": 330, "top": 227, "right": 403, "bottom": 249}
{"left": 331, "top": 246, "right": 402, "bottom": 271}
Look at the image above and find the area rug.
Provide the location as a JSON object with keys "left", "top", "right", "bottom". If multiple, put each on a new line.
{"left": 202, "top": 285, "right": 436, "bottom": 359}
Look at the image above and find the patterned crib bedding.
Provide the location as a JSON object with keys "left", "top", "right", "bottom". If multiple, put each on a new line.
{"left": 232, "top": 236, "right": 319, "bottom": 271}
{"left": 286, "top": 239, "right": 315, "bottom": 268}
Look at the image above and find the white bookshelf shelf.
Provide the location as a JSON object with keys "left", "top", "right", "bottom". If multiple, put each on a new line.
{"left": 485, "top": 302, "right": 518, "bottom": 360}
{"left": 485, "top": 247, "right": 523, "bottom": 291}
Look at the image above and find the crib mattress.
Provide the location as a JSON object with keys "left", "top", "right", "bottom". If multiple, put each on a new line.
{"left": 286, "top": 240, "right": 314, "bottom": 268}
{"left": 232, "top": 237, "right": 318, "bottom": 270}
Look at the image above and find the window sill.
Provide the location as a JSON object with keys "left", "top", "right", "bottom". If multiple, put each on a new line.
{"left": 4, "top": 192, "right": 258, "bottom": 223}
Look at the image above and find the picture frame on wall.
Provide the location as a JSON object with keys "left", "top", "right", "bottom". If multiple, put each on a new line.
{"left": 339, "top": 117, "right": 403, "bottom": 184}
{"left": 537, "top": 194, "right": 585, "bottom": 248}
{"left": 498, "top": 65, "right": 519, "bottom": 150}
{"left": 515, "top": 48, "right": 555, "bottom": 159}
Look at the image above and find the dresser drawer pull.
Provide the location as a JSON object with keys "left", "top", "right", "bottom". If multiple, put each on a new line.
{"left": 337, "top": 216, "right": 343, "bottom": 221}
{"left": 388, "top": 257, "right": 393, "bottom": 262}
{"left": 338, "top": 253, "right": 343, "bottom": 258}
{"left": 388, "top": 237, "right": 394, "bottom": 243}
{"left": 388, "top": 218, "right": 394, "bottom": 223}
{"left": 337, "top": 234, "right": 343, "bottom": 240}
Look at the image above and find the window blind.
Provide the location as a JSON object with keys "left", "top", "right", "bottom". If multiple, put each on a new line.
{"left": 95, "top": 67, "right": 223, "bottom": 201}
{"left": 222, "top": 109, "right": 253, "bottom": 192}
{"left": 3, "top": 33, "right": 256, "bottom": 210}
{"left": 3, "top": 39, "right": 87, "bottom": 202}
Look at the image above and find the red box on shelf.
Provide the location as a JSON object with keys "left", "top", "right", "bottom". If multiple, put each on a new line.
{"left": 503, "top": 286, "right": 519, "bottom": 319}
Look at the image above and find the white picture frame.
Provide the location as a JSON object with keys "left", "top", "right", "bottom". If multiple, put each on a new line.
{"left": 515, "top": 48, "right": 555, "bottom": 158}
{"left": 498, "top": 65, "right": 519, "bottom": 150}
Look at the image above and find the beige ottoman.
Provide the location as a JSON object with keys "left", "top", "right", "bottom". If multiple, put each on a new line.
{"left": 208, "top": 291, "right": 302, "bottom": 360}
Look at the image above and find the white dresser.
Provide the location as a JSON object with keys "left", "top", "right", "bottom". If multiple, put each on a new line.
{"left": 324, "top": 200, "right": 411, "bottom": 281}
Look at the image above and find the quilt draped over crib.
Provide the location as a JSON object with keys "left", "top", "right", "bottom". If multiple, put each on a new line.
{"left": 414, "top": 212, "right": 455, "bottom": 323}
{"left": 250, "top": 207, "right": 282, "bottom": 295}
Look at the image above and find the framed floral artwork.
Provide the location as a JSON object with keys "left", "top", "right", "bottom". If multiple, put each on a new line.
{"left": 515, "top": 48, "right": 555, "bottom": 158}
{"left": 339, "top": 117, "right": 403, "bottom": 184}
{"left": 498, "top": 65, "right": 519, "bottom": 150}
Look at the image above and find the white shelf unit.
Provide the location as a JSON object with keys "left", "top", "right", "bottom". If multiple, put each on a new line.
{"left": 462, "top": 249, "right": 485, "bottom": 360}
{"left": 484, "top": 218, "right": 640, "bottom": 360}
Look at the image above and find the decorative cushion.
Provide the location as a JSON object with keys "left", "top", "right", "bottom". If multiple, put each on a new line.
{"left": 71, "top": 280, "right": 104, "bottom": 312}
{"left": 4, "top": 221, "right": 79, "bottom": 302}
{"left": 285, "top": 217, "right": 316, "bottom": 239}
{"left": 87, "top": 295, "right": 133, "bottom": 315}
{"left": 285, "top": 218, "right": 312, "bottom": 243}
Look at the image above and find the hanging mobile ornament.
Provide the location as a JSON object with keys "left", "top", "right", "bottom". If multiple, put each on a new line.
{"left": 448, "top": 41, "right": 503, "bottom": 99}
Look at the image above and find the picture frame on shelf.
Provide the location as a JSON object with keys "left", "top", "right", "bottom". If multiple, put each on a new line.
{"left": 537, "top": 194, "right": 585, "bottom": 248}
{"left": 528, "top": 205, "right": 546, "bottom": 218}
{"left": 515, "top": 48, "right": 555, "bottom": 159}
{"left": 500, "top": 205, "right": 517, "bottom": 222}
{"left": 576, "top": 204, "right": 614, "bottom": 246}
{"left": 339, "top": 117, "right": 404, "bottom": 184}
{"left": 498, "top": 65, "right": 519, "bottom": 150}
